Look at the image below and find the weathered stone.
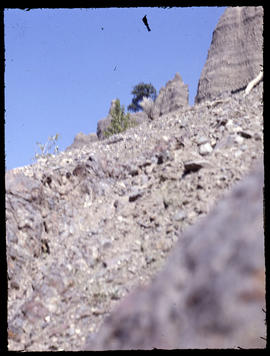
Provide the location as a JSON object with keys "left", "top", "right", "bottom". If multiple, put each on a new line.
{"left": 183, "top": 159, "right": 212, "bottom": 175}
{"left": 141, "top": 73, "right": 189, "bottom": 120}
{"left": 155, "top": 73, "right": 189, "bottom": 116}
{"left": 65, "top": 132, "right": 98, "bottom": 152}
{"left": 6, "top": 64, "right": 263, "bottom": 351}
{"left": 199, "top": 142, "right": 213, "bottom": 156}
{"left": 96, "top": 115, "right": 113, "bottom": 140}
{"left": 85, "top": 162, "right": 265, "bottom": 350}
{"left": 195, "top": 6, "right": 263, "bottom": 103}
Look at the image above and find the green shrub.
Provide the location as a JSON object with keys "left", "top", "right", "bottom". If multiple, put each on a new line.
{"left": 104, "top": 99, "right": 137, "bottom": 138}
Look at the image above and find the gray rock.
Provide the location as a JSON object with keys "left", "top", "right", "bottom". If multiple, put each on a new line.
{"left": 85, "top": 162, "right": 265, "bottom": 350}
{"left": 96, "top": 115, "right": 113, "bottom": 140}
{"left": 199, "top": 142, "right": 213, "bottom": 156}
{"left": 148, "top": 73, "right": 189, "bottom": 120}
{"left": 156, "top": 73, "right": 189, "bottom": 115}
{"left": 129, "top": 110, "right": 148, "bottom": 125}
{"left": 65, "top": 132, "right": 98, "bottom": 152}
{"left": 195, "top": 6, "right": 263, "bottom": 103}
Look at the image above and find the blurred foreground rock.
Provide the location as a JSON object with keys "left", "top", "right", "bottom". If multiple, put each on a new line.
{"left": 85, "top": 161, "right": 265, "bottom": 350}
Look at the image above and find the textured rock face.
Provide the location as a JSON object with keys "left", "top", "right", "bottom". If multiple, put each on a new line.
{"left": 65, "top": 132, "right": 98, "bottom": 152}
{"left": 6, "top": 81, "right": 263, "bottom": 351}
{"left": 195, "top": 6, "right": 263, "bottom": 103}
{"left": 86, "top": 162, "right": 265, "bottom": 350}
{"left": 154, "top": 72, "right": 189, "bottom": 117}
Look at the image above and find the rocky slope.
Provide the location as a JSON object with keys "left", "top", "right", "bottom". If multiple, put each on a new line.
{"left": 6, "top": 6, "right": 264, "bottom": 351}
{"left": 6, "top": 80, "right": 264, "bottom": 351}
{"left": 195, "top": 6, "right": 263, "bottom": 103}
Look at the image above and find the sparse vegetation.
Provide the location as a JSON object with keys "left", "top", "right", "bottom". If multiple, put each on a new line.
{"left": 33, "top": 133, "right": 60, "bottom": 162}
{"left": 104, "top": 99, "right": 137, "bottom": 138}
{"left": 139, "top": 96, "right": 156, "bottom": 120}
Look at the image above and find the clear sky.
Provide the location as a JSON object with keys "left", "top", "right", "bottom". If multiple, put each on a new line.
{"left": 4, "top": 7, "right": 226, "bottom": 171}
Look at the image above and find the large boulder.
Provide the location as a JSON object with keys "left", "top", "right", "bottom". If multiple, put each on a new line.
{"left": 195, "top": 6, "right": 263, "bottom": 103}
{"left": 85, "top": 162, "right": 265, "bottom": 350}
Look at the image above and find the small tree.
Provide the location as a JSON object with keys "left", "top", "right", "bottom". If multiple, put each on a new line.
{"left": 128, "top": 83, "right": 157, "bottom": 112}
{"left": 104, "top": 99, "right": 136, "bottom": 138}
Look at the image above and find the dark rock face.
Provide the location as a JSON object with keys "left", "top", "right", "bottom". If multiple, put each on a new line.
{"left": 85, "top": 162, "right": 265, "bottom": 350}
{"left": 195, "top": 6, "right": 263, "bottom": 103}
{"left": 65, "top": 132, "right": 98, "bottom": 152}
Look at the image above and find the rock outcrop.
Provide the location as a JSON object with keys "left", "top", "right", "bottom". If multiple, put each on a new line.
{"left": 6, "top": 79, "right": 264, "bottom": 350}
{"left": 195, "top": 6, "right": 263, "bottom": 103}
{"left": 97, "top": 73, "right": 189, "bottom": 139}
{"left": 154, "top": 72, "right": 189, "bottom": 116}
{"left": 96, "top": 99, "right": 148, "bottom": 140}
{"left": 85, "top": 161, "right": 265, "bottom": 350}
{"left": 65, "top": 132, "right": 98, "bottom": 152}
{"left": 140, "top": 73, "right": 189, "bottom": 121}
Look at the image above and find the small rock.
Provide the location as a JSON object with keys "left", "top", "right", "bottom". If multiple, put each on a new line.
{"left": 199, "top": 142, "right": 213, "bottom": 156}
{"left": 234, "top": 135, "right": 244, "bottom": 145}
{"left": 253, "top": 132, "right": 262, "bottom": 141}
{"left": 238, "top": 130, "right": 253, "bottom": 139}
{"left": 195, "top": 136, "right": 209, "bottom": 145}
{"left": 173, "top": 210, "right": 186, "bottom": 221}
{"left": 129, "top": 190, "right": 144, "bottom": 202}
{"left": 183, "top": 159, "right": 211, "bottom": 176}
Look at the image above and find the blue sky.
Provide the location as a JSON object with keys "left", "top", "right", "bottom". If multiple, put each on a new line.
{"left": 4, "top": 7, "right": 226, "bottom": 171}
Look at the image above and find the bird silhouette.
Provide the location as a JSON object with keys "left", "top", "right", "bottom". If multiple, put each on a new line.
{"left": 142, "top": 15, "right": 151, "bottom": 32}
